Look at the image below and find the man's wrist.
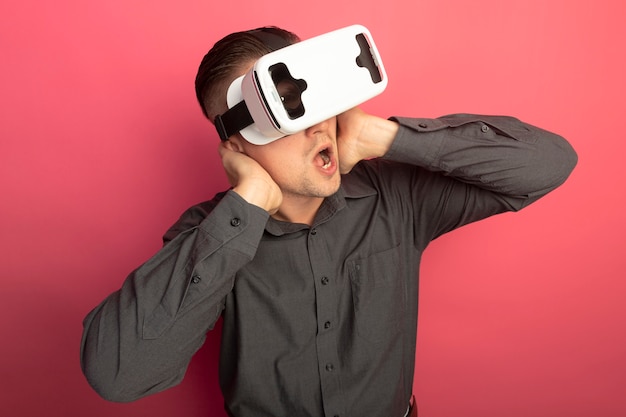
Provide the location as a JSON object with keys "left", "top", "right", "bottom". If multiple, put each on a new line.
{"left": 359, "top": 116, "right": 399, "bottom": 159}
{"left": 232, "top": 180, "right": 281, "bottom": 214}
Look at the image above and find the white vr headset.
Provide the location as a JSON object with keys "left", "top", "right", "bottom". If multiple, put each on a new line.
{"left": 214, "top": 24, "right": 388, "bottom": 145}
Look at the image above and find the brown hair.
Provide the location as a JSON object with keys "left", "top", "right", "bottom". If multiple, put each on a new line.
{"left": 194, "top": 26, "right": 300, "bottom": 122}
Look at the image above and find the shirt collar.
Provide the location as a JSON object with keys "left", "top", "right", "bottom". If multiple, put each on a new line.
{"left": 264, "top": 171, "right": 378, "bottom": 236}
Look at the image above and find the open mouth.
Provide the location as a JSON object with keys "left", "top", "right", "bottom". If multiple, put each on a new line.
{"left": 318, "top": 148, "right": 331, "bottom": 169}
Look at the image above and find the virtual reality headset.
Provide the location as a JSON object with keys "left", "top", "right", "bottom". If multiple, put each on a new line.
{"left": 215, "top": 24, "right": 388, "bottom": 145}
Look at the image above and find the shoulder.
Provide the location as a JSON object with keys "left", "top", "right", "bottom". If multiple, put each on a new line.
{"left": 341, "top": 158, "right": 427, "bottom": 198}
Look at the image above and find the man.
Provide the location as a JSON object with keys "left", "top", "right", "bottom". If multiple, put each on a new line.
{"left": 81, "top": 26, "right": 577, "bottom": 417}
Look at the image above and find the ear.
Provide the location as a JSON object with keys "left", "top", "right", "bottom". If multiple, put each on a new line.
{"left": 226, "top": 134, "right": 246, "bottom": 153}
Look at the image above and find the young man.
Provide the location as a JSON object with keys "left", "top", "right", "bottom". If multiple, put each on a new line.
{"left": 81, "top": 26, "right": 577, "bottom": 417}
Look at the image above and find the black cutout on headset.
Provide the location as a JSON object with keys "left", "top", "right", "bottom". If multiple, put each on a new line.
{"left": 355, "top": 33, "right": 382, "bottom": 84}
{"left": 269, "top": 63, "right": 308, "bottom": 120}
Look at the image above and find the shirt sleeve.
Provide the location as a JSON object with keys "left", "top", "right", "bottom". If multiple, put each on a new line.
{"left": 80, "top": 190, "right": 269, "bottom": 402}
{"left": 382, "top": 114, "right": 577, "bottom": 241}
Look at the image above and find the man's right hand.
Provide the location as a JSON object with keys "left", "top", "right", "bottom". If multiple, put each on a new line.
{"left": 219, "top": 140, "right": 283, "bottom": 215}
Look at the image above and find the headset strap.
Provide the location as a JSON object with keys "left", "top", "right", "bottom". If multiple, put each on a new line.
{"left": 214, "top": 100, "right": 253, "bottom": 141}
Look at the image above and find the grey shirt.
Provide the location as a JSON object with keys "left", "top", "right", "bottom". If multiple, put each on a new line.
{"left": 81, "top": 114, "right": 577, "bottom": 417}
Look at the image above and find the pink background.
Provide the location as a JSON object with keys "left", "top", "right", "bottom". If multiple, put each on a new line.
{"left": 1, "top": 0, "right": 625, "bottom": 416}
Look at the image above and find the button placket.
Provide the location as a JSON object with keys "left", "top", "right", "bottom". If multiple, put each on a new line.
{"left": 308, "top": 225, "right": 343, "bottom": 415}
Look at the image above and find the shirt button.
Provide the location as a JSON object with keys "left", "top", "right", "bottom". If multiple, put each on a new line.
{"left": 321, "top": 276, "right": 329, "bottom": 285}
{"left": 324, "top": 321, "right": 331, "bottom": 329}
{"left": 230, "top": 217, "right": 241, "bottom": 227}
{"left": 418, "top": 122, "right": 428, "bottom": 128}
{"left": 310, "top": 228, "right": 317, "bottom": 235}
{"left": 191, "top": 275, "right": 201, "bottom": 284}
{"left": 481, "top": 124, "right": 490, "bottom": 132}
{"left": 325, "top": 363, "right": 334, "bottom": 372}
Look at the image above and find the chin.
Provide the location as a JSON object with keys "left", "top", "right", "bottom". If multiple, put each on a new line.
{"left": 321, "top": 177, "right": 342, "bottom": 197}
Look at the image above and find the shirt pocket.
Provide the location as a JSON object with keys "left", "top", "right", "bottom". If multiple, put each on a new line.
{"left": 348, "top": 244, "right": 406, "bottom": 343}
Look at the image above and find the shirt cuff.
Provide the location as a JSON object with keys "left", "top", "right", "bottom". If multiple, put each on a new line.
{"left": 198, "top": 190, "right": 269, "bottom": 259}
{"left": 384, "top": 117, "right": 449, "bottom": 168}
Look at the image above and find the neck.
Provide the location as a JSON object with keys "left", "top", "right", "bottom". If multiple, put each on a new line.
{"left": 271, "top": 195, "right": 325, "bottom": 226}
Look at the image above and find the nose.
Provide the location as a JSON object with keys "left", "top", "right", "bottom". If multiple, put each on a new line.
{"left": 304, "top": 117, "right": 333, "bottom": 137}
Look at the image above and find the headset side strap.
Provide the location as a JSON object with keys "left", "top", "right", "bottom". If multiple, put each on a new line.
{"left": 214, "top": 100, "right": 254, "bottom": 141}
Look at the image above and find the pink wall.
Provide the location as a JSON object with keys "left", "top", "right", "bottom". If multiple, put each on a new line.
{"left": 1, "top": 0, "right": 624, "bottom": 416}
